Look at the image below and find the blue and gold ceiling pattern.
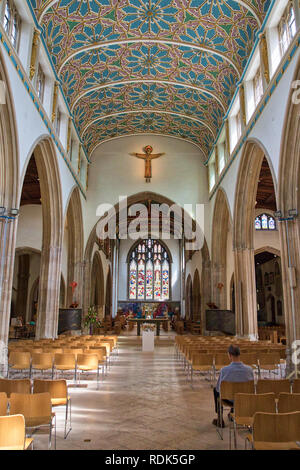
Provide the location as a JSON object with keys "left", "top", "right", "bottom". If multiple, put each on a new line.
{"left": 30, "top": 0, "right": 271, "bottom": 157}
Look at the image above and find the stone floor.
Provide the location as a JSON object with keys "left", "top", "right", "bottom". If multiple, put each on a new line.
{"left": 30, "top": 332, "right": 234, "bottom": 450}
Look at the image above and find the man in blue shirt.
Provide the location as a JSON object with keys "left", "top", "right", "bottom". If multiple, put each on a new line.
{"left": 212, "top": 344, "right": 254, "bottom": 427}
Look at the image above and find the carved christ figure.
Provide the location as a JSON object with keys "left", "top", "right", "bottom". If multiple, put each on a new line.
{"left": 130, "top": 145, "right": 165, "bottom": 182}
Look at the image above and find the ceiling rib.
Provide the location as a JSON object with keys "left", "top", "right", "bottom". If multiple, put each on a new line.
{"left": 58, "top": 40, "right": 241, "bottom": 77}
{"left": 70, "top": 79, "right": 227, "bottom": 112}
{"left": 81, "top": 109, "right": 216, "bottom": 140}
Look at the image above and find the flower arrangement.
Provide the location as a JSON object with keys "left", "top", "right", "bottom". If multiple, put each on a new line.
{"left": 142, "top": 323, "right": 155, "bottom": 332}
{"left": 83, "top": 306, "right": 102, "bottom": 334}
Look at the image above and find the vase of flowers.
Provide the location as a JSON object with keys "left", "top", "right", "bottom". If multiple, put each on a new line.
{"left": 83, "top": 306, "right": 102, "bottom": 335}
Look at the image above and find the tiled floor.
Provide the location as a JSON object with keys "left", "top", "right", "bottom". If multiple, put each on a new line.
{"left": 31, "top": 333, "right": 231, "bottom": 450}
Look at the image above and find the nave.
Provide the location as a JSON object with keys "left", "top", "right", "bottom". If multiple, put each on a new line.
{"left": 30, "top": 334, "right": 227, "bottom": 451}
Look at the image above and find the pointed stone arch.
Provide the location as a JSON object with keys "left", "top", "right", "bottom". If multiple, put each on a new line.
{"left": 105, "top": 267, "right": 112, "bottom": 318}
{"left": 233, "top": 140, "right": 277, "bottom": 339}
{"left": 24, "top": 138, "right": 63, "bottom": 339}
{"left": 90, "top": 250, "right": 105, "bottom": 314}
{"left": 64, "top": 187, "right": 84, "bottom": 307}
{"left": 0, "top": 51, "right": 19, "bottom": 350}
{"left": 211, "top": 188, "right": 232, "bottom": 309}
{"left": 278, "top": 57, "right": 300, "bottom": 353}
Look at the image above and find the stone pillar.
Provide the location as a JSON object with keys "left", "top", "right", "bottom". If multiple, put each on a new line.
{"left": 211, "top": 263, "right": 227, "bottom": 309}
{"left": 293, "top": 0, "right": 300, "bottom": 31}
{"left": 15, "top": 254, "right": 30, "bottom": 321}
{"left": 234, "top": 248, "right": 258, "bottom": 339}
{"left": 0, "top": 216, "right": 18, "bottom": 363}
{"left": 82, "top": 259, "right": 91, "bottom": 318}
{"left": 179, "top": 239, "right": 185, "bottom": 318}
{"left": 111, "top": 240, "right": 119, "bottom": 318}
{"left": 35, "top": 244, "right": 62, "bottom": 339}
{"left": 278, "top": 218, "right": 300, "bottom": 376}
{"left": 201, "top": 259, "right": 211, "bottom": 334}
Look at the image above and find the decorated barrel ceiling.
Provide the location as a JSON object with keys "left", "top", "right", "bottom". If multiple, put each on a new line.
{"left": 30, "top": 0, "right": 271, "bottom": 158}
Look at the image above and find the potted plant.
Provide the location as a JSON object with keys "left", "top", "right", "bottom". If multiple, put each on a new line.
{"left": 83, "top": 306, "right": 102, "bottom": 335}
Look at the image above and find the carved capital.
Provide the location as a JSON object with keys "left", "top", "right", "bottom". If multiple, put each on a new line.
{"left": 29, "top": 29, "right": 40, "bottom": 81}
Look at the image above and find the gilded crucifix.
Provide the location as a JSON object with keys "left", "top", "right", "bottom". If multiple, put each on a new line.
{"left": 130, "top": 145, "right": 165, "bottom": 183}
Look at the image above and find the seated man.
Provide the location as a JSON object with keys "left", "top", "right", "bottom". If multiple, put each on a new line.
{"left": 212, "top": 344, "right": 254, "bottom": 428}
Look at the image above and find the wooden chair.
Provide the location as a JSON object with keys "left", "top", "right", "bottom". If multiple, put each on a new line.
{"left": 0, "top": 378, "right": 31, "bottom": 397}
{"left": 10, "top": 392, "right": 56, "bottom": 449}
{"left": 31, "top": 353, "right": 54, "bottom": 378}
{"left": 0, "top": 415, "right": 33, "bottom": 450}
{"left": 190, "top": 353, "right": 214, "bottom": 385}
{"left": 240, "top": 353, "right": 258, "bottom": 369}
{"left": 213, "top": 353, "right": 231, "bottom": 383}
{"left": 53, "top": 353, "right": 77, "bottom": 381}
{"left": 0, "top": 392, "right": 8, "bottom": 416}
{"left": 218, "top": 380, "right": 255, "bottom": 439}
{"left": 76, "top": 354, "right": 100, "bottom": 389}
{"left": 83, "top": 348, "right": 106, "bottom": 380}
{"left": 8, "top": 351, "right": 31, "bottom": 378}
{"left": 258, "top": 352, "right": 281, "bottom": 378}
{"left": 33, "top": 379, "right": 71, "bottom": 438}
{"left": 251, "top": 411, "right": 300, "bottom": 450}
{"left": 278, "top": 393, "right": 300, "bottom": 413}
{"left": 231, "top": 393, "right": 276, "bottom": 449}
{"left": 256, "top": 379, "right": 291, "bottom": 398}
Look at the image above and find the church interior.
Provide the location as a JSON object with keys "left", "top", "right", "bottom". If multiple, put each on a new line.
{"left": 0, "top": 0, "right": 300, "bottom": 451}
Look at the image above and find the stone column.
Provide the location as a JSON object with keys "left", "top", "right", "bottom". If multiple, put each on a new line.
{"left": 15, "top": 254, "right": 30, "bottom": 321}
{"left": 179, "top": 239, "right": 185, "bottom": 318}
{"left": 111, "top": 239, "right": 119, "bottom": 318}
{"left": 0, "top": 216, "right": 18, "bottom": 363}
{"left": 234, "top": 248, "right": 258, "bottom": 339}
{"left": 35, "top": 244, "right": 62, "bottom": 339}
{"left": 278, "top": 218, "right": 300, "bottom": 376}
{"left": 211, "top": 263, "right": 226, "bottom": 309}
{"left": 293, "top": 0, "right": 300, "bottom": 31}
{"left": 82, "top": 259, "right": 91, "bottom": 318}
{"left": 201, "top": 259, "right": 211, "bottom": 334}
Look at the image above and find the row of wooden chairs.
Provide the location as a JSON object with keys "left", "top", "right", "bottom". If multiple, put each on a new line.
{"left": 187, "top": 351, "right": 283, "bottom": 384}
{"left": 217, "top": 380, "right": 300, "bottom": 443}
{"left": 230, "top": 392, "right": 300, "bottom": 449}
{"left": 0, "top": 378, "right": 71, "bottom": 440}
{"left": 8, "top": 351, "right": 104, "bottom": 387}
{"left": 0, "top": 391, "right": 56, "bottom": 449}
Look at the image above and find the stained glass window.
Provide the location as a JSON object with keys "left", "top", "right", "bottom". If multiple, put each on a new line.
{"left": 129, "top": 260, "right": 137, "bottom": 299}
{"left": 255, "top": 214, "right": 276, "bottom": 231}
{"left": 128, "top": 239, "right": 170, "bottom": 301}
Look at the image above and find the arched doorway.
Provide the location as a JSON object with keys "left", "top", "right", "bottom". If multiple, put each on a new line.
{"left": 254, "top": 248, "right": 284, "bottom": 329}
{"left": 90, "top": 251, "right": 105, "bottom": 319}
{"left": 211, "top": 188, "right": 231, "bottom": 309}
{"left": 192, "top": 269, "right": 201, "bottom": 321}
{"left": 233, "top": 141, "right": 278, "bottom": 339}
{"left": 185, "top": 274, "right": 192, "bottom": 320}
{"left": 64, "top": 187, "right": 84, "bottom": 308}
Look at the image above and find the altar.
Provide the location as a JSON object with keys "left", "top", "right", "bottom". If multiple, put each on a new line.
{"left": 127, "top": 318, "right": 167, "bottom": 336}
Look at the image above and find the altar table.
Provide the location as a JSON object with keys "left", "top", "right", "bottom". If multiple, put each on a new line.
{"left": 127, "top": 318, "right": 167, "bottom": 336}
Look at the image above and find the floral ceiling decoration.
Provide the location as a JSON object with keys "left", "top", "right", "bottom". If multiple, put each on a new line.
{"left": 29, "top": 0, "right": 271, "bottom": 158}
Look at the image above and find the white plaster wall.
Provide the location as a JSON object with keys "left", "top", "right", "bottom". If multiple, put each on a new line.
{"left": 118, "top": 238, "right": 180, "bottom": 302}
{"left": 83, "top": 135, "right": 209, "bottom": 249}
{"left": 16, "top": 205, "right": 42, "bottom": 250}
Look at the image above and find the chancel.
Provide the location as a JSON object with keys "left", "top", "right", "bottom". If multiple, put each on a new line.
{"left": 0, "top": 0, "right": 299, "bottom": 452}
